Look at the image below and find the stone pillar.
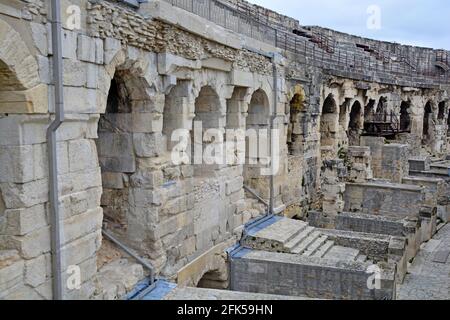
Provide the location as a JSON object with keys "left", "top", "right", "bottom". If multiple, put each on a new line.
{"left": 346, "top": 146, "right": 373, "bottom": 183}
{"left": 321, "top": 159, "right": 347, "bottom": 217}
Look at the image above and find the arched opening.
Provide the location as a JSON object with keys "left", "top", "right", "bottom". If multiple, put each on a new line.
{"left": 225, "top": 87, "right": 247, "bottom": 166}
{"left": 339, "top": 100, "right": 348, "bottom": 128}
{"left": 320, "top": 94, "right": 338, "bottom": 148}
{"left": 192, "top": 86, "right": 223, "bottom": 177}
{"left": 349, "top": 101, "right": 362, "bottom": 146}
{"left": 244, "top": 89, "right": 270, "bottom": 198}
{"left": 376, "top": 97, "right": 388, "bottom": 121}
{"left": 447, "top": 106, "right": 450, "bottom": 135}
{"left": 422, "top": 101, "right": 433, "bottom": 143}
{"left": 364, "top": 99, "right": 376, "bottom": 120}
{"left": 98, "top": 71, "right": 134, "bottom": 241}
{"left": 0, "top": 191, "right": 7, "bottom": 248}
{"left": 288, "top": 93, "right": 305, "bottom": 155}
{"left": 438, "top": 101, "right": 446, "bottom": 123}
{"left": 0, "top": 60, "right": 23, "bottom": 91}
{"left": 96, "top": 69, "right": 162, "bottom": 272}
{"left": 197, "top": 269, "right": 228, "bottom": 289}
{"left": 400, "top": 101, "right": 411, "bottom": 132}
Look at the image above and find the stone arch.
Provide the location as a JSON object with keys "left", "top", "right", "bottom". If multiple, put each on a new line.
{"left": 447, "top": 107, "right": 450, "bottom": 135}
{"left": 320, "top": 94, "right": 338, "bottom": 148}
{"left": 96, "top": 53, "right": 166, "bottom": 271}
{"left": 0, "top": 190, "right": 8, "bottom": 249}
{"left": 225, "top": 87, "right": 248, "bottom": 166}
{"left": 438, "top": 101, "right": 446, "bottom": 122}
{"left": 191, "top": 85, "right": 223, "bottom": 177}
{"left": 196, "top": 266, "right": 229, "bottom": 289}
{"left": 339, "top": 99, "right": 350, "bottom": 130}
{"left": 422, "top": 101, "right": 434, "bottom": 144}
{"left": 244, "top": 88, "right": 271, "bottom": 198}
{"left": 0, "top": 20, "right": 39, "bottom": 91}
{"left": 288, "top": 84, "right": 306, "bottom": 156}
{"left": 376, "top": 97, "right": 388, "bottom": 119}
{"left": 364, "top": 99, "right": 376, "bottom": 119}
{"left": 0, "top": 19, "right": 43, "bottom": 114}
{"left": 349, "top": 101, "right": 363, "bottom": 146}
{"left": 163, "top": 80, "right": 195, "bottom": 151}
{"left": 400, "top": 101, "right": 411, "bottom": 132}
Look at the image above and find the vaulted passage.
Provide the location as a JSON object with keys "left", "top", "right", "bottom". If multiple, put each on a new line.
{"left": 98, "top": 72, "right": 134, "bottom": 240}
{"left": 244, "top": 89, "right": 271, "bottom": 198}
{"left": 96, "top": 68, "right": 161, "bottom": 268}
{"left": 364, "top": 99, "right": 375, "bottom": 120}
{"left": 423, "top": 101, "right": 433, "bottom": 144}
{"left": 192, "top": 86, "right": 222, "bottom": 177}
{"left": 320, "top": 95, "right": 338, "bottom": 148}
{"left": 400, "top": 101, "right": 411, "bottom": 132}
{"left": 0, "top": 190, "right": 7, "bottom": 249}
{"left": 448, "top": 107, "right": 450, "bottom": 135}
{"left": 349, "top": 101, "right": 362, "bottom": 146}
{"left": 376, "top": 97, "right": 387, "bottom": 119}
{"left": 438, "top": 101, "right": 446, "bottom": 122}
{"left": 0, "top": 59, "right": 22, "bottom": 91}
{"left": 288, "top": 93, "right": 305, "bottom": 155}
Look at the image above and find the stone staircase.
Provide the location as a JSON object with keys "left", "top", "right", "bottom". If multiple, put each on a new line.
{"left": 242, "top": 217, "right": 370, "bottom": 263}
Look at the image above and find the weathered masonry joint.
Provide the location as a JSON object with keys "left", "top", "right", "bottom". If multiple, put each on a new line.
{"left": 0, "top": 0, "right": 449, "bottom": 300}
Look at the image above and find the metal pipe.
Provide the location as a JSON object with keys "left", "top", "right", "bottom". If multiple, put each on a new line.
{"left": 47, "top": 0, "right": 65, "bottom": 300}
{"left": 269, "top": 53, "right": 277, "bottom": 216}
{"left": 243, "top": 185, "right": 269, "bottom": 207}
{"left": 102, "top": 230, "right": 155, "bottom": 284}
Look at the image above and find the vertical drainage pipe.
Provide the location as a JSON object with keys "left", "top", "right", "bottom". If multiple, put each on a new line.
{"left": 47, "top": 0, "right": 65, "bottom": 300}
{"left": 269, "top": 53, "right": 278, "bottom": 215}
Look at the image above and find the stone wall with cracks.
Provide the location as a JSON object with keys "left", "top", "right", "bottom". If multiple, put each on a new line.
{"left": 0, "top": 0, "right": 449, "bottom": 300}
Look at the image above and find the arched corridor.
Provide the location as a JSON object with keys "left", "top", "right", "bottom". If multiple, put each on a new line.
{"left": 400, "top": 101, "right": 411, "bottom": 132}
{"left": 192, "top": 86, "right": 223, "bottom": 176}
{"left": 349, "top": 101, "right": 363, "bottom": 146}
{"left": 244, "top": 89, "right": 271, "bottom": 198}
{"left": 320, "top": 94, "right": 338, "bottom": 148}
{"left": 422, "top": 101, "right": 433, "bottom": 144}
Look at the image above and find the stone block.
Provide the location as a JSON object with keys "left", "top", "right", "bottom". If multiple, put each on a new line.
{"left": 408, "top": 157, "right": 431, "bottom": 172}
{"left": 0, "top": 251, "right": 24, "bottom": 293}
{"left": 0, "top": 178, "right": 49, "bottom": 209}
{"left": 102, "top": 172, "right": 124, "bottom": 190}
{"left": 77, "top": 34, "right": 96, "bottom": 63}
{"left": 104, "top": 37, "right": 122, "bottom": 65}
{"left": 62, "top": 30, "right": 78, "bottom": 60}
{"left": 68, "top": 139, "right": 99, "bottom": 173}
{"left": 3, "top": 204, "right": 48, "bottom": 237}
{"left": 133, "top": 133, "right": 165, "bottom": 158}
{"left": 24, "top": 254, "right": 50, "bottom": 288}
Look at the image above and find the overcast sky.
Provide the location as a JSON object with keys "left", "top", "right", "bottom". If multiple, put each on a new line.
{"left": 247, "top": 0, "right": 450, "bottom": 50}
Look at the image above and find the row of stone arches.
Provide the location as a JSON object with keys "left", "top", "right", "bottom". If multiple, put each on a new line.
{"left": 312, "top": 93, "right": 450, "bottom": 152}
{"left": 97, "top": 66, "right": 274, "bottom": 273}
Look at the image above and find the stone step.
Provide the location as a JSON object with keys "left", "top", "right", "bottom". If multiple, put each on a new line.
{"left": 312, "top": 240, "right": 335, "bottom": 259}
{"left": 303, "top": 235, "right": 329, "bottom": 257}
{"left": 291, "top": 231, "right": 322, "bottom": 254}
{"left": 284, "top": 226, "right": 315, "bottom": 252}
{"left": 245, "top": 217, "right": 310, "bottom": 252}
{"left": 323, "top": 246, "right": 360, "bottom": 262}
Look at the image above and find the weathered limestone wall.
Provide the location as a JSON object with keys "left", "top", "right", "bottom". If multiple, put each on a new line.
{"left": 0, "top": 0, "right": 449, "bottom": 300}
{"left": 230, "top": 249, "right": 396, "bottom": 300}
{"left": 344, "top": 182, "right": 424, "bottom": 218}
